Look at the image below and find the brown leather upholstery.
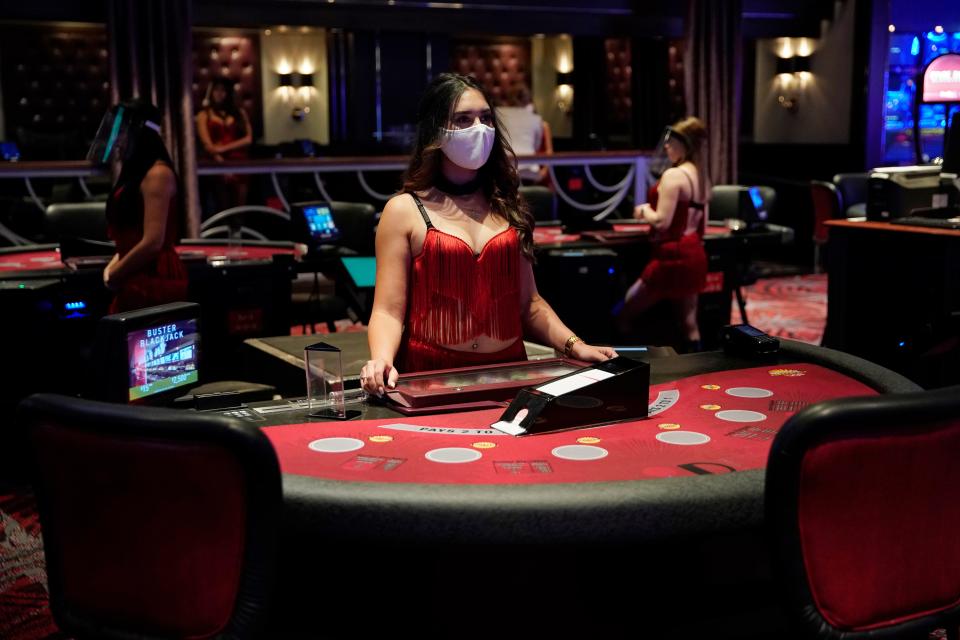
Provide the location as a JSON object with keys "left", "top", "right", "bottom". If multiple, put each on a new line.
{"left": 191, "top": 31, "right": 263, "bottom": 138}
{"left": 0, "top": 24, "right": 110, "bottom": 159}
{"left": 451, "top": 41, "right": 530, "bottom": 106}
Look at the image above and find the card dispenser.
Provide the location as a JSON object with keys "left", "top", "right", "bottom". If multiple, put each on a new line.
{"left": 491, "top": 356, "right": 650, "bottom": 436}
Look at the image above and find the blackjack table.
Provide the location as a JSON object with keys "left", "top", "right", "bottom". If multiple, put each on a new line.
{"left": 249, "top": 339, "right": 916, "bottom": 545}
{"left": 238, "top": 339, "right": 918, "bottom": 638}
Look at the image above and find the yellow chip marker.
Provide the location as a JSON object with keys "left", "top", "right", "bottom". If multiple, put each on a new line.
{"left": 700, "top": 404, "right": 722, "bottom": 411}
{"left": 369, "top": 435, "right": 393, "bottom": 443}
{"left": 658, "top": 423, "right": 681, "bottom": 430}
{"left": 577, "top": 436, "right": 602, "bottom": 444}
{"left": 472, "top": 441, "right": 496, "bottom": 449}
{"left": 701, "top": 384, "right": 721, "bottom": 390}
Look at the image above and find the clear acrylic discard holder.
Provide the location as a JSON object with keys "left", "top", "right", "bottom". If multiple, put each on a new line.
{"left": 304, "top": 342, "right": 358, "bottom": 420}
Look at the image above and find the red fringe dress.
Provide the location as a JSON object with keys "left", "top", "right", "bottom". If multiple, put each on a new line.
{"left": 396, "top": 194, "right": 527, "bottom": 372}
{"left": 107, "top": 182, "right": 189, "bottom": 313}
{"left": 640, "top": 179, "right": 708, "bottom": 298}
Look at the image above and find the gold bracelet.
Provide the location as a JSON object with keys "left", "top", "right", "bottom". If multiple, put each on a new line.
{"left": 563, "top": 334, "right": 581, "bottom": 358}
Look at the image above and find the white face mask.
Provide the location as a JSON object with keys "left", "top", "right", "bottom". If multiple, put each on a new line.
{"left": 440, "top": 123, "right": 495, "bottom": 170}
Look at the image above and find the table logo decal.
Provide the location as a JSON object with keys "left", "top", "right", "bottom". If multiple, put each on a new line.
{"left": 768, "top": 368, "right": 805, "bottom": 377}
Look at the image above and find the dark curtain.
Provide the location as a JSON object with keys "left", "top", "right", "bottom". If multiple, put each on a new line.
{"left": 108, "top": 0, "right": 200, "bottom": 237}
{"left": 684, "top": 0, "right": 742, "bottom": 185}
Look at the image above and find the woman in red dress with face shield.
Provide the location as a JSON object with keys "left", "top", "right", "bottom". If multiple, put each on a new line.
{"left": 360, "top": 73, "right": 616, "bottom": 395}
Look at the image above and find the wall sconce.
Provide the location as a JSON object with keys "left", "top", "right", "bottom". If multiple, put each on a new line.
{"left": 299, "top": 73, "right": 314, "bottom": 88}
{"left": 278, "top": 73, "right": 294, "bottom": 87}
{"left": 775, "top": 55, "right": 812, "bottom": 114}
{"left": 556, "top": 71, "right": 574, "bottom": 115}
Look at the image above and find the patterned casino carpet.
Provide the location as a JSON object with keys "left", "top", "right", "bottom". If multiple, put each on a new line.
{"left": 738, "top": 274, "right": 827, "bottom": 345}
{"left": 0, "top": 276, "right": 828, "bottom": 639}
{"left": 0, "top": 491, "right": 63, "bottom": 640}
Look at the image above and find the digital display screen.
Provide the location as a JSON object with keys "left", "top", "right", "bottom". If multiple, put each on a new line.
{"left": 923, "top": 53, "right": 960, "bottom": 103}
{"left": 397, "top": 362, "right": 580, "bottom": 393}
{"left": 303, "top": 205, "right": 338, "bottom": 240}
{"left": 748, "top": 187, "right": 767, "bottom": 221}
{"left": 0, "top": 142, "right": 20, "bottom": 161}
{"left": 127, "top": 319, "right": 199, "bottom": 401}
{"left": 737, "top": 324, "right": 765, "bottom": 337}
{"left": 341, "top": 256, "right": 376, "bottom": 288}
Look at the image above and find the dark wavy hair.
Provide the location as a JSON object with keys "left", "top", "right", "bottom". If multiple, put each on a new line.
{"left": 402, "top": 72, "right": 534, "bottom": 260}
{"left": 105, "top": 101, "right": 184, "bottom": 232}
{"left": 207, "top": 76, "right": 247, "bottom": 138}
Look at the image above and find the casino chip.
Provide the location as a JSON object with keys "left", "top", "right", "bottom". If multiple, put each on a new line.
{"left": 701, "top": 384, "right": 721, "bottom": 390}
{"left": 768, "top": 368, "right": 805, "bottom": 377}
{"left": 658, "top": 423, "right": 681, "bottom": 430}
{"left": 577, "top": 436, "right": 602, "bottom": 444}
{"left": 700, "top": 404, "right": 722, "bottom": 411}
{"left": 472, "top": 441, "right": 496, "bottom": 449}
{"left": 369, "top": 435, "right": 393, "bottom": 443}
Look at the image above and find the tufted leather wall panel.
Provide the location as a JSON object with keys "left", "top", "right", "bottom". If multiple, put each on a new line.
{"left": 451, "top": 41, "right": 531, "bottom": 106}
{"left": 604, "top": 38, "right": 632, "bottom": 127}
{"left": 0, "top": 24, "right": 110, "bottom": 159}
{"left": 191, "top": 32, "right": 263, "bottom": 139}
{"left": 666, "top": 38, "right": 686, "bottom": 124}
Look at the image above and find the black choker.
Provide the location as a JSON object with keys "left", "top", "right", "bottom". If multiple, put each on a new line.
{"left": 435, "top": 173, "right": 481, "bottom": 196}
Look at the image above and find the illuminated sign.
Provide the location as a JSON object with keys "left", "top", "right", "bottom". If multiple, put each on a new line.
{"left": 923, "top": 53, "right": 960, "bottom": 103}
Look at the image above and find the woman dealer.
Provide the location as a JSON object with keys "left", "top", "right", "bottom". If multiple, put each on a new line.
{"left": 361, "top": 73, "right": 615, "bottom": 395}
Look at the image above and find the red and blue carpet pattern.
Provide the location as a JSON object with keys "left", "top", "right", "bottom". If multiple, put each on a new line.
{"left": 0, "top": 491, "right": 63, "bottom": 640}
{"left": 739, "top": 274, "right": 827, "bottom": 345}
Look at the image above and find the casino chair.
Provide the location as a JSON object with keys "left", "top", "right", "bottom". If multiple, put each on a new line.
{"left": 328, "top": 200, "right": 378, "bottom": 255}
{"left": 832, "top": 172, "right": 869, "bottom": 218}
{"left": 810, "top": 181, "right": 841, "bottom": 274}
{"left": 709, "top": 185, "right": 761, "bottom": 323}
{"left": 519, "top": 185, "right": 558, "bottom": 222}
{"left": 18, "top": 393, "right": 282, "bottom": 640}
{"left": 765, "top": 385, "right": 960, "bottom": 640}
{"left": 200, "top": 205, "right": 293, "bottom": 241}
{"left": 44, "top": 202, "right": 113, "bottom": 254}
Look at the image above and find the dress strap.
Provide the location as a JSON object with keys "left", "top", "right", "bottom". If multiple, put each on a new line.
{"left": 680, "top": 169, "right": 706, "bottom": 210}
{"left": 409, "top": 193, "right": 434, "bottom": 229}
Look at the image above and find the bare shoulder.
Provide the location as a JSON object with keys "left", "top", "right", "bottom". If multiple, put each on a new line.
{"left": 141, "top": 162, "right": 176, "bottom": 196}
{"left": 379, "top": 193, "right": 420, "bottom": 234}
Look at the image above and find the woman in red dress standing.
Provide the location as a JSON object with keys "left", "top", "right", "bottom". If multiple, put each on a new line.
{"left": 360, "top": 73, "right": 615, "bottom": 395}
{"left": 196, "top": 77, "right": 253, "bottom": 209}
{"left": 616, "top": 117, "right": 710, "bottom": 352}
{"left": 90, "top": 101, "right": 188, "bottom": 313}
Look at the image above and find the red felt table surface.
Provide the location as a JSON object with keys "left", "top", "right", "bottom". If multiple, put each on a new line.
{"left": 0, "top": 249, "right": 62, "bottom": 271}
{"left": 264, "top": 363, "right": 876, "bottom": 485}
{"left": 0, "top": 245, "right": 298, "bottom": 273}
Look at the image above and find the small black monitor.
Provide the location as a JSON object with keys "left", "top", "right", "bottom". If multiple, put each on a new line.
{"left": 944, "top": 110, "right": 960, "bottom": 175}
{"left": 291, "top": 201, "right": 340, "bottom": 251}
{"left": 92, "top": 302, "right": 201, "bottom": 404}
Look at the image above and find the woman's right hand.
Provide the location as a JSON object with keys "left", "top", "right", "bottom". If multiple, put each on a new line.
{"left": 360, "top": 359, "right": 399, "bottom": 396}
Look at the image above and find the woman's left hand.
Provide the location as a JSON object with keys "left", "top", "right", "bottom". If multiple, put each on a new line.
{"left": 102, "top": 265, "right": 119, "bottom": 292}
{"left": 570, "top": 341, "right": 618, "bottom": 362}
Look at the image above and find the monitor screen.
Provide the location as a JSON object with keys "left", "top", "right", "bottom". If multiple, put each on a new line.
{"left": 303, "top": 204, "right": 338, "bottom": 241}
{"left": 0, "top": 141, "right": 20, "bottom": 161}
{"left": 923, "top": 53, "right": 960, "bottom": 104}
{"left": 944, "top": 110, "right": 960, "bottom": 175}
{"left": 748, "top": 187, "right": 768, "bottom": 221}
{"left": 93, "top": 302, "right": 201, "bottom": 405}
{"left": 127, "top": 318, "right": 199, "bottom": 401}
{"left": 340, "top": 256, "right": 376, "bottom": 288}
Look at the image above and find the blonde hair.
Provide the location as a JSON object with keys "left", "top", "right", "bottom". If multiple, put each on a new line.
{"left": 671, "top": 116, "right": 709, "bottom": 200}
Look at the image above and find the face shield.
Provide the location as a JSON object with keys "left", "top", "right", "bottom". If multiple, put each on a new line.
{"left": 647, "top": 126, "right": 692, "bottom": 181}
{"left": 86, "top": 105, "right": 162, "bottom": 165}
